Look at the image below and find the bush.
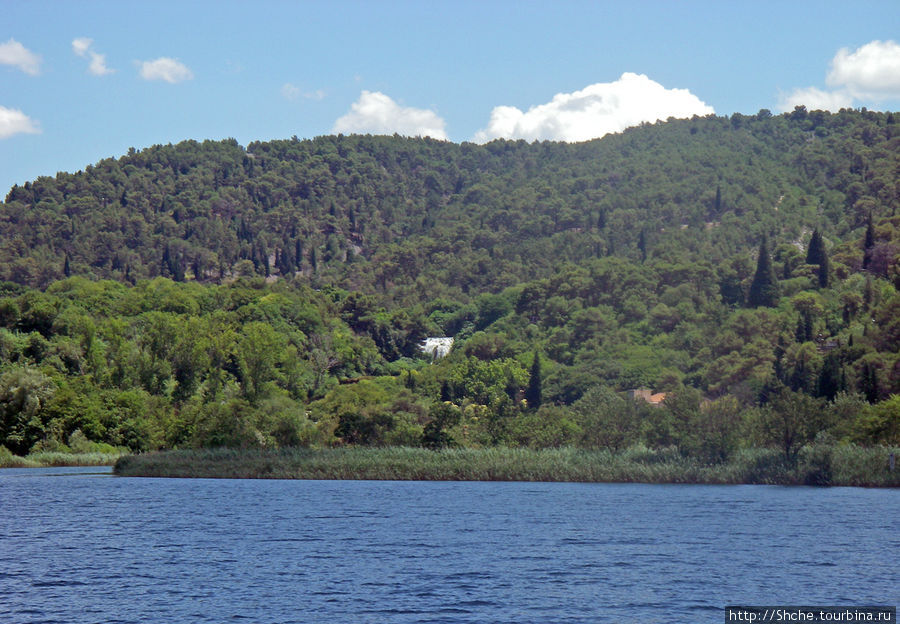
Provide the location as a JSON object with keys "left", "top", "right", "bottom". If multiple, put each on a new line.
{"left": 800, "top": 445, "right": 834, "bottom": 486}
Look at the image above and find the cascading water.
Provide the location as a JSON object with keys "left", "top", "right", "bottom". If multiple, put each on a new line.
{"left": 419, "top": 337, "right": 453, "bottom": 359}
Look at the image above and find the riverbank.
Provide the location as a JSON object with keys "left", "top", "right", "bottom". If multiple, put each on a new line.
{"left": 113, "top": 445, "right": 900, "bottom": 487}
{"left": 0, "top": 449, "right": 125, "bottom": 468}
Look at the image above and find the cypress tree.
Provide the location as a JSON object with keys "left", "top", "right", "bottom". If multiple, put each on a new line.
{"left": 859, "top": 360, "right": 880, "bottom": 403}
{"left": 747, "top": 237, "right": 779, "bottom": 307}
{"left": 816, "top": 352, "right": 843, "bottom": 401}
{"left": 862, "top": 214, "right": 875, "bottom": 270}
{"left": 440, "top": 380, "right": 453, "bottom": 403}
{"left": 773, "top": 337, "right": 786, "bottom": 383}
{"left": 63, "top": 254, "right": 71, "bottom": 278}
{"left": 795, "top": 312, "right": 813, "bottom": 343}
{"left": 805, "top": 229, "right": 826, "bottom": 265}
{"left": 817, "top": 252, "right": 830, "bottom": 288}
{"left": 525, "top": 351, "right": 542, "bottom": 409}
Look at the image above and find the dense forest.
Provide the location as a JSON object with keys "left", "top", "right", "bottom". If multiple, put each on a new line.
{"left": 0, "top": 107, "right": 898, "bottom": 463}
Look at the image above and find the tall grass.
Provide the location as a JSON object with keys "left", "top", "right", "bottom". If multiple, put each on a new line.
{"left": 0, "top": 445, "right": 126, "bottom": 468}
{"left": 113, "top": 445, "right": 900, "bottom": 487}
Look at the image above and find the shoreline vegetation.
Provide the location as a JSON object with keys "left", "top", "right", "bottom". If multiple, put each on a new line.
{"left": 112, "top": 445, "right": 900, "bottom": 488}
{"left": 0, "top": 450, "right": 125, "bottom": 468}
{"left": 0, "top": 432, "right": 127, "bottom": 468}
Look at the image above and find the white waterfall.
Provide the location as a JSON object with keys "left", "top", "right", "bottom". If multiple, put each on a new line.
{"left": 420, "top": 337, "right": 453, "bottom": 359}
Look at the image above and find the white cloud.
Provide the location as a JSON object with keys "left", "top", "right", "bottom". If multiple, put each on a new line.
{"left": 827, "top": 40, "right": 900, "bottom": 99}
{"left": 0, "top": 38, "right": 41, "bottom": 76}
{"left": 72, "top": 37, "right": 92, "bottom": 57}
{"left": 72, "top": 38, "right": 114, "bottom": 76}
{"left": 0, "top": 105, "right": 40, "bottom": 139}
{"left": 474, "top": 73, "right": 714, "bottom": 143}
{"left": 282, "top": 83, "right": 327, "bottom": 101}
{"left": 777, "top": 87, "right": 854, "bottom": 113}
{"left": 138, "top": 57, "right": 193, "bottom": 83}
{"left": 87, "top": 52, "right": 113, "bottom": 76}
{"left": 333, "top": 91, "right": 448, "bottom": 139}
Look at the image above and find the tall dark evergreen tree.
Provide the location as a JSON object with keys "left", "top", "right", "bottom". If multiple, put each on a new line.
{"left": 805, "top": 229, "right": 826, "bottom": 265}
{"left": 63, "top": 254, "right": 71, "bottom": 278}
{"left": 858, "top": 359, "right": 881, "bottom": 403}
{"left": 795, "top": 311, "right": 813, "bottom": 343}
{"left": 862, "top": 214, "right": 875, "bottom": 270}
{"left": 747, "top": 237, "right": 779, "bottom": 308}
{"left": 816, "top": 352, "right": 843, "bottom": 401}
{"left": 817, "top": 252, "right": 830, "bottom": 288}
{"left": 525, "top": 351, "right": 542, "bottom": 410}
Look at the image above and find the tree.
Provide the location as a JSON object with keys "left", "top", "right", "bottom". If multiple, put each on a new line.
{"left": 805, "top": 229, "right": 826, "bottom": 265}
{"left": 0, "top": 367, "right": 56, "bottom": 454}
{"left": 422, "top": 402, "right": 460, "bottom": 449}
{"left": 816, "top": 351, "right": 844, "bottom": 400}
{"left": 805, "top": 229, "right": 829, "bottom": 287}
{"left": 525, "top": 351, "right": 542, "bottom": 409}
{"left": 236, "top": 322, "right": 287, "bottom": 403}
{"left": 863, "top": 214, "right": 875, "bottom": 270}
{"left": 817, "top": 252, "right": 830, "bottom": 288}
{"left": 747, "top": 237, "right": 779, "bottom": 308}
{"left": 570, "top": 386, "right": 639, "bottom": 451}
{"left": 756, "top": 387, "right": 828, "bottom": 464}
{"left": 688, "top": 395, "right": 741, "bottom": 463}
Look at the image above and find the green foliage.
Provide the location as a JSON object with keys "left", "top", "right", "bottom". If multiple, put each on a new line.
{"left": 747, "top": 238, "right": 780, "bottom": 308}
{"left": 525, "top": 351, "right": 542, "bottom": 409}
{"left": 0, "top": 367, "right": 56, "bottom": 455}
{"left": 112, "top": 445, "right": 900, "bottom": 487}
{"left": 752, "top": 388, "right": 829, "bottom": 463}
{"left": 2, "top": 110, "right": 900, "bottom": 457}
{"left": 570, "top": 386, "right": 640, "bottom": 451}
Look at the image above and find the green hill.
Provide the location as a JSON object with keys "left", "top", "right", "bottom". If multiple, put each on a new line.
{"left": 1, "top": 108, "right": 898, "bottom": 462}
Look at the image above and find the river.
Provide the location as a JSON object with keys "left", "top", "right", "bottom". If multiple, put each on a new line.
{"left": 1, "top": 467, "right": 897, "bottom": 623}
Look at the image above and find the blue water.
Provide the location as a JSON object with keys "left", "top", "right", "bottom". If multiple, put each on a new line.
{"left": 0, "top": 467, "right": 897, "bottom": 623}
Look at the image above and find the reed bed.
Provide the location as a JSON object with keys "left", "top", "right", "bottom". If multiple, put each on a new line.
{"left": 113, "top": 445, "right": 900, "bottom": 487}
{"left": 0, "top": 450, "right": 126, "bottom": 468}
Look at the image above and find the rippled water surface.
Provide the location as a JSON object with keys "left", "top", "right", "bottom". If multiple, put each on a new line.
{"left": 1, "top": 467, "right": 897, "bottom": 623}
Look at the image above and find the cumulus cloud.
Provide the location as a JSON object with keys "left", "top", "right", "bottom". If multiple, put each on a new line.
{"left": 72, "top": 37, "right": 114, "bottom": 76}
{"left": 333, "top": 91, "right": 448, "bottom": 139}
{"left": 778, "top": 87, "right": 854, "bottom": 113}
{"left": 826, "top": 40, "right": 900, "bottom": 99}
{"left": 474, "top": 73, "right": 714, "bottom": 143}
{"left": 138, "top": 57, "right": 193, "bottom": 83}
{"left": 779, "top": 40, "right": 900, "bottom": 113}
{"left": 0, "top": 105, "right": 40, "bottom": 139}
{"left": 0, "top": 38, "right": 41, "bottom": 76}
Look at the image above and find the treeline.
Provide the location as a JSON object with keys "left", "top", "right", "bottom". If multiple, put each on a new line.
{"left": 0, "top": 270, "right": 895, "bottom": 463}
{"left": 0, "top": 108, "right": 898, "bottom": 463}
{"left": 2, "top": 109, "right": 897, "bottom": 303}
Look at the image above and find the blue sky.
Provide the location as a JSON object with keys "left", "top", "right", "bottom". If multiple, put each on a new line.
{"left": 2, "top": 0, "right": 899, "bottom": 195}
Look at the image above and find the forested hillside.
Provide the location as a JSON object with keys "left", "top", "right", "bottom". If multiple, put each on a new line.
{"left": 0, "top": 108, "right": 898, "bottom": 461}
